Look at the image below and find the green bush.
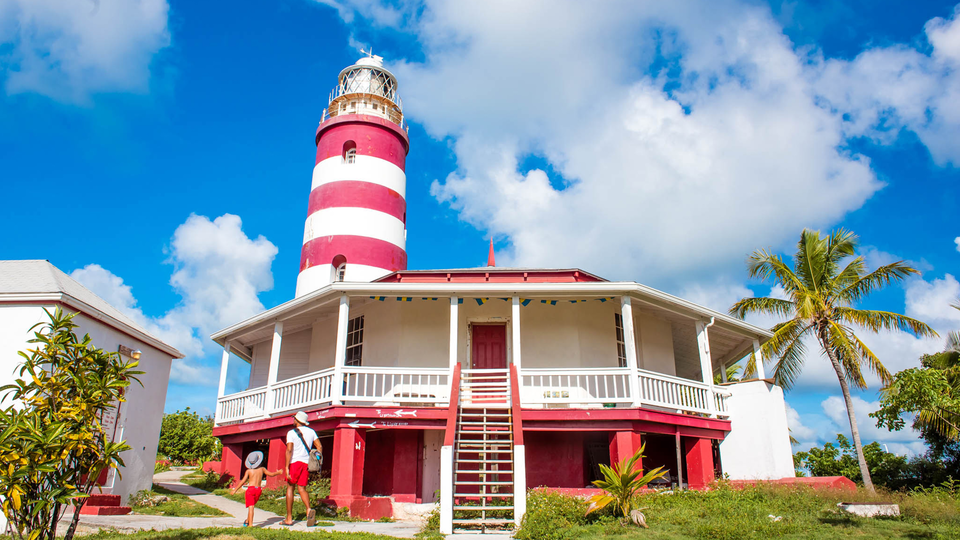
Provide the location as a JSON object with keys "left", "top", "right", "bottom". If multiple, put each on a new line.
{"left": 515, "top": 490, "right": 593, "bottom": 540}
{"left": 158, "top": 408, "right": 220, "bottom": 464}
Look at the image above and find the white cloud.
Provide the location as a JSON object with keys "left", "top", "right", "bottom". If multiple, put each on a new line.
{"left": 821, "top": 395, "right": 922, "bottom": 448}
{"left": 955, "top": 236, "right": 960, "bottom": 252}
{"left": 813, "top": 6, "right": 960, "bottom": 165}
{"left": 71, "top": 214, "right": 277, "bottom": 386}
{"left": 785, "top": 404, "right": 816, "bottom": 442}
{"left": 324, "top": 1, "right": 892, "bottom": 286}
{"left": 0, "top": 0, "right": 170, "bottom": 103}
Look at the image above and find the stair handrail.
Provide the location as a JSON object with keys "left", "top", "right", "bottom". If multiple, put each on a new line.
{"left": 443, "top": 363, "right": 462, "bottom": 447}
{"left": 509, "top": 364, "right": 524, "bottom": 446}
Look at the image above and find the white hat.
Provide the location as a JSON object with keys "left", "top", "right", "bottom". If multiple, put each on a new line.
{"left": 294, "top": 411, "right": 309, "bottom": 424}
{"left": 244, "top": 451, "right": 263, "bottom": 469}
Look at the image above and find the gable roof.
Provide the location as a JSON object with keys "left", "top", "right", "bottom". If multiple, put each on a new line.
{"left": 0, "top": 260, "right": 183, "bottom": 358}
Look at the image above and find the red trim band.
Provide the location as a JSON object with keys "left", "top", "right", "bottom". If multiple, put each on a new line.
{"left": 307, "top": 181, "right": 406, "bottom": 223}
{"left": 300, "top": 235, "right": 407, "bottom": 273}
{"left": 316, "top": 120, "right": 407, "bottom": 170}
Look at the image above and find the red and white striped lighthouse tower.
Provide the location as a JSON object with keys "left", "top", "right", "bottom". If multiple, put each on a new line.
{"left": 296, "top": 54, "right": 410, "bottom": 297}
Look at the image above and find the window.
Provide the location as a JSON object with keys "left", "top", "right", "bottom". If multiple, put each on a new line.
{"left": 345, "top": 316, "right": 364, "bottom": 366}
{"left": 343, "top": 141, "right": 357, "bottom": 164}
{"left": 335, "top": 263, "right": 346, "bottom": 282}
{"left": 614, "top": 313, "right": 627, "bottom": 367}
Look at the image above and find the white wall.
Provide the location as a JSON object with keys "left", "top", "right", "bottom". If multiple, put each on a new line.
{"left": 249, "top": 341, "right": 270, "bottom": 388}
{"left": 0, "top": 305, "right": 49, "bottom": 403}
{"left": 635, "top": 312, "right": 676, "bottom": 376}
{"left": 0, "top": 305, "right": 174, "bottom": 504}
{"left": 421, "top": 429, "right": 443, "bottom": 502}
{"left": 520, "top": 301, "right": 620, "bottom": 368}
{"left": 718, "top": 380, "right": 796, "bottom": 480}
{"left": 309, "top": 315, "right": 338, "bottom": 371}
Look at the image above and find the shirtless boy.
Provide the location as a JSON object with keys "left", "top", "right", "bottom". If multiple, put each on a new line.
{"left": 230, "top": 451, "right": 283, "bottom": 527}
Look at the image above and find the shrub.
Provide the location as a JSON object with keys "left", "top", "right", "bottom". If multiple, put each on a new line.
{"left": 155, "top": 460, "right": 171, "bottom": 474}
{"left": 158, "top": 409, "right": 220, "bottom": 464}
{"left": 515, "top": 490, "right": 592, "bottom": 540}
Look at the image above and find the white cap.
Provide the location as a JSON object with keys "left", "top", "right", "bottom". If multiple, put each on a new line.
{"left": 294, "top": 411, "right": 309, "bottom": 424}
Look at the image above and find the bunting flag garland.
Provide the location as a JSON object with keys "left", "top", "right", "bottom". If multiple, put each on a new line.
{"left": 362, "top": 295, "right": 615, "bottom": 304}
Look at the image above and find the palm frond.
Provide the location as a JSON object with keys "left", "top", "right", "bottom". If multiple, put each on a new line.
{"left": 795, "top": 229, "right": 826, "bottom": 293}
{"left": 839, "top": 262, "right": 921, "bottom": 304}
{"left": 746, "top": 250, "right": 805, "bottom": 293}
{"left": 847, "top": 327, "right": 892, "bottom": 386}
{"left": 826, "top": 321, "right": 868, "bottom": 390}
{"left": 835, "top": 307, "right": 938, "bottom": 338}
{"left": 831, "top": 256, "right": 866, "bottom": 292}
{"left": 948, "top": 331, "right": 960, "bottom": 354}
{"left": 729, "top": 297, "right": 795, "bottom": 320}
{"left": 758, "top": 319, "right": 811, "bottom": 389}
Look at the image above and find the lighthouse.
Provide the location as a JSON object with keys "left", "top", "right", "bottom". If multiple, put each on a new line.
{"left": 296, "top": 54, "right": 410, "bottom": 297}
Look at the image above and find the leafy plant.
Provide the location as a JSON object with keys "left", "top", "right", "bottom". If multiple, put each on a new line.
{"left": 730, "top": 229, "right": 935, "bottom": 492}
{"left": 158, "top": 408, "right": 220, "bottom": 464}
{"left": 0, "top": 308, "right": 143, "bottom": 540}
{"left": 873, "top": 348, "right": 960, "bottom": 442}
{"left": 586, "top": 444, "right": 666, "bottom": 521}
{"left": 515, "top": 489, "right": 592, "bottom": 540}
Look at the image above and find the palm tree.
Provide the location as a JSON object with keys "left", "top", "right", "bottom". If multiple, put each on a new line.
{"left": 730, "top": 229, "right": 936, "bottom": 492}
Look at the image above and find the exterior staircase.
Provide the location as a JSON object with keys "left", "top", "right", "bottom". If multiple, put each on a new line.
{"left": 452, "top": 369, "right": 515, "bottom": 533}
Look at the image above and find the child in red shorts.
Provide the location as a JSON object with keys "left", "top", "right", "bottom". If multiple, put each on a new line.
{"left": 230, "top": 451, "right": 283, "bottom": 527}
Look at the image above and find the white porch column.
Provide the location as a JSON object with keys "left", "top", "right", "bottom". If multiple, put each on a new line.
{"left": 752, "top": 338, "right": 766, "bottom": 380}
{"left": 332, "top": 295, "right": 350, "bottom": 405}
{"left": 511, "top": 296, "right": 522, "bottom": 371}
{"left": 620, "top": 296, "right": 642, "bottom": 407}
{"left": 265, "top": 322, "right": 283, "bottom": 416}
{"left": 449, "top": 297, "right": 459, "bottom": 375}
{"left": 695, "top": 319, "right": 717, "bottom": 415}
{"left": 439, "top": 445, "right": 454, "bottom": 534}
{"left": 217, "top": 342, "right": 231, "bottom": 399}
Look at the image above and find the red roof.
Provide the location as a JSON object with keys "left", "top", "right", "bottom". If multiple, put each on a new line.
{"left": 375, "top": 268, "right": 606, "bottom": 284}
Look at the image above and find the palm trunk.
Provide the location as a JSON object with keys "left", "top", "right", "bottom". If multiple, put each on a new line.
{"left": 819, "top": 330, "right": 875, "bottom": 493}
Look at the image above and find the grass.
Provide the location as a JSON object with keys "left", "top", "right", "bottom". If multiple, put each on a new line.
{"left": 49, "top": 528, "right": 400, "bottom": 540}
{"left": 130, "top": 485, "right": 228, "bottom": 518}
{"left": 519, "top": 482, "right": 960, "bottom": 540}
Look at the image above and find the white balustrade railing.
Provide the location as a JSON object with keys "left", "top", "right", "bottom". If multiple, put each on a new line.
{"left": 341, "top": 366, "right": 450, "bottom": 405}
{"left": 714, "top": 389, "right": 731, "bottom": 416}
{"left": 217, "top": 386, "right": 268, "bottom": 424}
{"left": 520, "top": 368, "right": 634, "bottom": 407}
{"left": 637, "top": 369, "right": 715, "bottom": 415}
{"left": 271, "top": 368, "right": 336, "bottom": 414}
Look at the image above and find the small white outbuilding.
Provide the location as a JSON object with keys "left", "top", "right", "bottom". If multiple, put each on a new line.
{"left": 0, "top": 260, "right": 182, "bottom": 506}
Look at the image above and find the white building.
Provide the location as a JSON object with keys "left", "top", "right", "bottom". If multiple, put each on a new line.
{"left": 0, "top": 260, "right": 182, "bottom": 508}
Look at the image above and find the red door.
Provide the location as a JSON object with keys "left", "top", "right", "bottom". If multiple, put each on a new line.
{"left": 471, "top": 324, "right": 507, "bottom": 369}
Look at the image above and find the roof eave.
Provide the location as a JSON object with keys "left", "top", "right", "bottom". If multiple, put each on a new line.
{"left": 0, "top": 292, "right": 185, "bottom": 359}
{"left": 211, "top": 281, "right": 773, "bottom": 344}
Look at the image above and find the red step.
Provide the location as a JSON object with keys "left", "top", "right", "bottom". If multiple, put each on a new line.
{"left": 79, "top": 505, "right": 131, "bottom": 515}
{"left": 86, "top": 494, "right": 121, "bottom": 506}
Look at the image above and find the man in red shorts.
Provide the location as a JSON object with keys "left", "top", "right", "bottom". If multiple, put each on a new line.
{"left": 284, "top": 411, "right": 321, "bottom": 526}
{"left": 230, "top": 450, "right": 283, "bottom": 527}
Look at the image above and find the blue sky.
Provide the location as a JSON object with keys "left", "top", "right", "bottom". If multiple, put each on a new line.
{"left": 1, "top": 0, "right": 959, "bottom": 456}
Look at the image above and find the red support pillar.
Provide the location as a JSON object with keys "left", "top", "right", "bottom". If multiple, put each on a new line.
{"left": 609, "top": 430, "right": 643, "bottom": 467}
{"left": 266, "top": 437, "right": 288, "bottom": 490}
{"left": 684, "top": 437, "right": 715, "bottom": 490}
{"left": 330, "top": 426, "right": 366, "bottom": 507}
{"left": 222, "top": 443, "right": 243, "bottom": 486}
